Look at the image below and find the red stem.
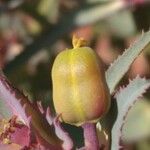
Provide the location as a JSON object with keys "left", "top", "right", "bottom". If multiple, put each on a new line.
{"left": 82, "top": 123, "right": 99, "bottom": 150}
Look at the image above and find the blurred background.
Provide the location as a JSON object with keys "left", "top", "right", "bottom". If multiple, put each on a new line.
{"left": 0, "top": 0, "right": 150, "bottom": 149}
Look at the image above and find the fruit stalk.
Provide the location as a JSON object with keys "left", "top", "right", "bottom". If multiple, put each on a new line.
{"left": 82, "top": 123, "right": 99, "bottom": 150}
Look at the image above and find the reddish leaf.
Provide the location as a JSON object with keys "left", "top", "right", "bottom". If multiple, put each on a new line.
{"left": 53, "top": 117, "right": 73, "bottom": 150}
{"left": 0, "top": 74, "right": 30, "bottom": 127}
{"left": 10, "top": 125, "right": 30, "bottom": 147}
{"left": 0, "top": 73, "right": 62, "bottom": 148}
{"left": 0, "top": 142, "right": 21, "bottom": 150}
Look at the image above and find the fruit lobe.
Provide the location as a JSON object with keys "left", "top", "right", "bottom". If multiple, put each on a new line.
{"left": 52, "top": 37, "right": 110, "bottom": 126}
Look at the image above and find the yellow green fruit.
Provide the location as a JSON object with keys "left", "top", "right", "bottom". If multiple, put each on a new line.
{"left": 52, "top": 37, "right": 110, "bottom": 126}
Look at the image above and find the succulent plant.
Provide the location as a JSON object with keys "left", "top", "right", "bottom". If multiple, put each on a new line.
{"left": 0, "top": 31, "right": 150, "bottom": 150}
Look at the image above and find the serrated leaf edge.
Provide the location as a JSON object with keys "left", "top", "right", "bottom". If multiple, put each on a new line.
{"left": 106, "top": 30, "right": 150, "bottom": 94}
{"left": 111, "top": 76, "right": 150, "bottom": 150}
{"left": 0, "top": 75, "right": 30, "bottom": 127}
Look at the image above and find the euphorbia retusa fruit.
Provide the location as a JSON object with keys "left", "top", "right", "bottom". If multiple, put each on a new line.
{"left": 52, "top": 36, "right": 110, "bottom": 126}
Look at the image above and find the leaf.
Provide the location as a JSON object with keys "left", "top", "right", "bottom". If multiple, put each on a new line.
{"left": 122, "top": 99, "right": 150, "bottom": 142}
{"left": 105, "top": 30, "right": 150, "bottom": 94}
{"left": 106, "top": 10, "right": 136, "bottom": 38}
{"left": 37, "top": 0, "right": 59, "bottom": 23}
{"left": 96, "top": 122, "right": 109, "bottom": 149}
{"left": 53, "top": 117, "right": 73, "bottom": 150}
{"left": 38, "top": 104, "right": 74, "bottom": 149}
{"left": 74, "top": 1, "right": 125, "bottom": 26}
{"left": 0, "top": 74, "right": 30, "bottom": 127}
{"left": 111, "top": 76, "right": 150, "bottom": 150}
{"left": 46, "top": 108, "right": 73, "bottom": 150}
{"left": 0, "top": 116, "right": 30, "bottom": 147}
{"left": 86, "top": 0, "right": 110, "bottom": 4}
{"left": 10, "top": 125, "right": 30, "bottom": 147}
{"left": 0, "top": 142, "right": 21, "bottom": 150}
{"left": 4, "top": 1, "right": 127, "bottom": 74}
{"left": 0, "top": 73, "right": 62, "bottom": 148}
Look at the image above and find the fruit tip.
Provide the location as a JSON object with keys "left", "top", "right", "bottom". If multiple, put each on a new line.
{"left": 72, "top": 35, "right": 87, "bottom": 48}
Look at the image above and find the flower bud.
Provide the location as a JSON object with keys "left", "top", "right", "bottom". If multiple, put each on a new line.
{"left": 52, "top": 36, "right": 110, "bottom": 126}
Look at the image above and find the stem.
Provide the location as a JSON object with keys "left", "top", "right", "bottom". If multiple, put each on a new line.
{"left": 82, "top": 123, "right": 99, "bottom": 150}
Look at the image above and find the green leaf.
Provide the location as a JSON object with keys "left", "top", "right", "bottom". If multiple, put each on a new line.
{"left": 106, "top": 10, "right": 136, "bottom": 38}
{"left": 105, "top": 30, "right": 150, "bottom": 94}
{"left": 4, "top": 1, "right": 126, "bottom": 74}
{"left": 111, "top": 76, "right": 150, "bottom": 150}
{"left": 86, "top": 0, "right": 111, "bottom": 4}
{"left": 74, "top": 1, "right": 125, "bottom": 26}
{"left": 37, "top": 0, "right": 59, "bottom": 23}
{"left": 122, "top": 99, "right": 150, "bottom": 142}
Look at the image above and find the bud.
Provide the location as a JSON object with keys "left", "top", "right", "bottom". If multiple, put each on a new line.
{"left": 52, "top": 36, "right": 110, "bottom": 126}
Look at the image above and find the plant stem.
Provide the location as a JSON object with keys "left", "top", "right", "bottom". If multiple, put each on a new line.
{"left": 82, "top": 123, "right": 99, "bottom": 150}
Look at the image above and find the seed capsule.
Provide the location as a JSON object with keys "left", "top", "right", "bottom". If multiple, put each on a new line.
{"left": 52, "top": 36, "right": 110, "bottom": 126}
